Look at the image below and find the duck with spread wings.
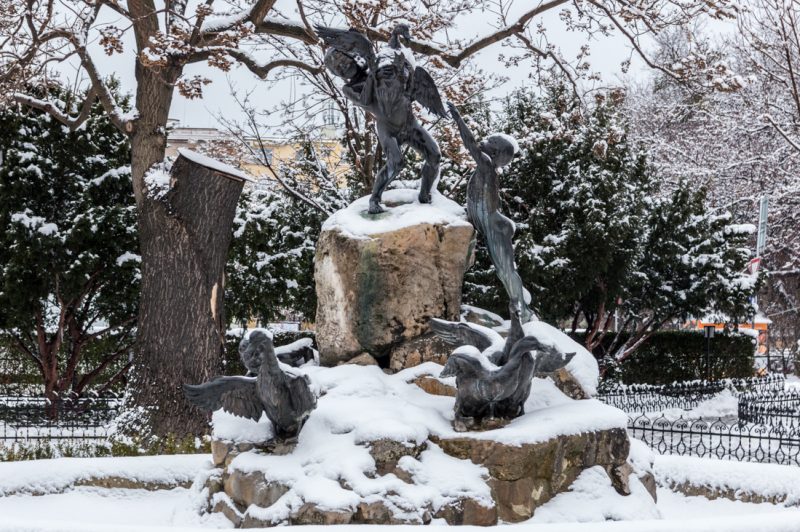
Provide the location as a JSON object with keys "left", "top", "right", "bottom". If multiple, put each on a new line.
{"left": 183, "top": 331, "right": 316, "bottom": 440}
{"left": 431, "top": 312, "right": 576, "bottom": 430}
{"left": 317, "top": 23, "right": 447, "bottom": 214}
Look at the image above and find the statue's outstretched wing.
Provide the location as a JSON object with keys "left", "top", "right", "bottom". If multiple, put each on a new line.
{"left": 429, "top": 318, "right": 498, "bottom": 352}
{"left": 411, "top": 66, "right": 447, "bottom": 118}
{"left": 183, "top": 376, "right": 262, "bottom": 421}
{"left": 275, "top": 338, "right": 317, "bottom": 367}
{"left": 286, "top": 374, "right": 317, "bottom": 417}
{"left": 316, "top": 25, "right": 375, "bottom": 66}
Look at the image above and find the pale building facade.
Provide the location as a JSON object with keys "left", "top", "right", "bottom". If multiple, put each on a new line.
{"left": 164, "top": 120, "right": 347, "bottom": 186}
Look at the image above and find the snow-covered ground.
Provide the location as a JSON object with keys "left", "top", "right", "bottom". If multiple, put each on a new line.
{"left": 629, "top": 388, "right": 740, "bottom": 421}
{"left": 655, "top": 454, "right": 800, "bottom": 506}
{"left": 1, "top": 452, "right": 799, "bottom": 531}
{"left": 0, "top": 486, "right": 798, "bottom": 531}
{"left": 0, "top": 487, "right": 230, "bottom": 530}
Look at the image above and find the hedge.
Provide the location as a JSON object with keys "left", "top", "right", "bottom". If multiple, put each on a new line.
{"left": 579, "top": 330, "right": 756, "bottom": 384}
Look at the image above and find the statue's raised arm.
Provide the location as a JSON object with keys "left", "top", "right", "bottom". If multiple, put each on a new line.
{"left": 447, "top": 102, "right": 492, "bottom": 170}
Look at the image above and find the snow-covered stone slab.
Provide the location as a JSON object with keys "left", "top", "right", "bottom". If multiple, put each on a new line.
{"left": 322, "top": 188, "right": 471, "bottom": 238}
{"left": 0, "top": 454, "right": 213, "bottom": 496}
{"left": 655, "top": 454, "right": 800, "bottom": 507}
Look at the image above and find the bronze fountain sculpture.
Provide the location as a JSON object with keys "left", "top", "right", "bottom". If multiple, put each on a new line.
{"left": 184, "top": 23, "right": 572, "bottom": 437}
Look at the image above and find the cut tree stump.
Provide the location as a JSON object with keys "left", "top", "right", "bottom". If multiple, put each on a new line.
{"left": 133, "top": 149, "right": 250, "bottom": 438}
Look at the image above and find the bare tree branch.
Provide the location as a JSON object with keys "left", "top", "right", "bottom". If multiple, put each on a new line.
{"left": 764, "top": 113, "right": 800, "bottom": 152}
{"left": 12, "top": 86, "right": 98, "bottom": 130}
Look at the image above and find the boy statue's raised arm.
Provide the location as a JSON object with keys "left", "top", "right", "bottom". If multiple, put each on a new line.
{"left": 448, "top": 102, "right": 491, "bottom": 168}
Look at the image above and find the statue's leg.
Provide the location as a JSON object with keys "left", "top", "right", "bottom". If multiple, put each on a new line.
{"left": 407, "top": 124, "right": 441, "bottom": 204}
{"left": 487, "top": 211, "right": 535, "bottom": 322}
{"left": 369, "top": 131, "right": 403, "bottom": 214}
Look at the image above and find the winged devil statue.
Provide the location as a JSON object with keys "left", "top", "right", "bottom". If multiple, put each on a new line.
{"left": 317, "top": 23, "right": 447, "bottom": 214}
{"left": 183, "top": 330, "right": 317, "bottom": 440}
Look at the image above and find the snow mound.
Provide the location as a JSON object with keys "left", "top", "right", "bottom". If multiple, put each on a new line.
{"left": 522, "top": 320, "right": 600, "bottom": 396}
{"left": 0, "top": 454, "right": 212, "bottom": 496}
{"left": 528, "top": 466, "right": 660, "bottom": 523}
{"left": 628, "top": 437, "right": 656, "bottom": 478}
{"left": 648, "top": 389, "right": 739, "bottom": 421}
{"left": 212, "top": 410, "right": 274, "bottom": 443}
{"left": 321, "top": 188, "right": 471, "bottom": 238}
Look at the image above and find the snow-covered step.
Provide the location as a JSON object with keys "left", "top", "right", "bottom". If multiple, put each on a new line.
{"left": 0, "top": 454, "right": 213, "bottom": 496}
{"left": 655, "top": 454, "right": 800, "bottom": 506}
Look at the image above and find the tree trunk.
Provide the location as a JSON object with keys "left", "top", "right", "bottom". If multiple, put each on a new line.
{"left": 133, "top": 153, "right": 246, "bottom": 437}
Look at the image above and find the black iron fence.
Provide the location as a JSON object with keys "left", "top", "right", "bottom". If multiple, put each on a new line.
{"left": 738, "top": 389, "right": 800, "bottom": 429}
{"left": 599, "top": 374, "right": 800, "bottom": 465}
{"left": 629, "top": 413, "right": 800, "bottom": 466}
{"left": 598, "top": 375, "right": 787, "bottom": 414}
{"left": 0, "top": 395, "right": 121, "bottom": 441}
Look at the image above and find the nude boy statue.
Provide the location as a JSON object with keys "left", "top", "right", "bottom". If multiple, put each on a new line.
{"left": 448, "top": 102, "right": 535, "bottom": 323}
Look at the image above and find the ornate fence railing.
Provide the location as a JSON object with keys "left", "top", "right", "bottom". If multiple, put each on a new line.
{"left": 0, "top": 395, "right": 121, "bottom": 441}
{"left": 629, "top": 413, "right": 800, "bottom": 466}
{"left": 597, "top": 375, "right": 787, "bottom": 414}
{"left": 738, "top": 390, "right": 800, "bottom": 429}
{"left": 598, "top": 374, "right": 800, "bottom": 465}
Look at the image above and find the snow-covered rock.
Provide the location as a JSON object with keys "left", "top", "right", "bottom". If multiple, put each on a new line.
{"left": 527, "top": 466, "right": 661, "bottom": 523}
{"left": 655, "top": 454, "right": 800, "bottom": 507}
{"left": 522, "top": 320, "right": 600, "bottom": 396}
{"left": 314, "top": 189, "right": 474, "bottom": 365}
{"left": 205, "top": 363, "right": 630, "bottom": 526}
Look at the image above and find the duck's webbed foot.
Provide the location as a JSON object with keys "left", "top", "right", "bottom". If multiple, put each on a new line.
{"left": 453, "top": 414, "right": 476, "bottom": 432}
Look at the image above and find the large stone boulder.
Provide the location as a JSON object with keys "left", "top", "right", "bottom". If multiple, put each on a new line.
{"left": 314, "top": 189, "right": 474, "bottom": 366}
{"left": 434, "top": 428, "right": 631, "bottom": 522}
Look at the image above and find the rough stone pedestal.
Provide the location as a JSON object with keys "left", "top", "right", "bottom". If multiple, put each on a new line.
{"left": 206, "top": 428, "right": 635, "bottom": 527}
{"left": 435, "top": 428, "right": 632, "bottom": 522}
{"left": 314, "top": 190, "right": 474, "bottom": 366}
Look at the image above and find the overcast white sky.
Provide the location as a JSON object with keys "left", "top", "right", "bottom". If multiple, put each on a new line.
{"left": 78, "top": 1, "right": 730, "bottom": 129}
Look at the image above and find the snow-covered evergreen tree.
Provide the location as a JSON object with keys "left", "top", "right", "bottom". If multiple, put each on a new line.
{"left": 627, "top": 21, "right": 800, "bottom": 367}
{"left": 0, "top": 84, "right": 138, "bottom": 401}
{"left": 460, "top": 82, "right": 756, "bottom": 358}
{"left": 226, "top": 138, "right": 351, "bottom": 326}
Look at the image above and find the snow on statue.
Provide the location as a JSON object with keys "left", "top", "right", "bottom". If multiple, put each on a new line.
{"left": 434, "top": 311, "right": 576, "bottom": 431}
